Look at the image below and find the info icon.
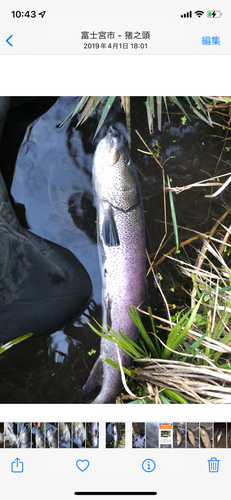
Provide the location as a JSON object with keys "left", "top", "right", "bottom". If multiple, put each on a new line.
{"left": 142, "top": 459, "right": 156, "bottom": 473}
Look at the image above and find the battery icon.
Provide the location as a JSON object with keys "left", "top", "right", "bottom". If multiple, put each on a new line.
{"left": 207, "top": 10, "right": 222, "bottom": 17}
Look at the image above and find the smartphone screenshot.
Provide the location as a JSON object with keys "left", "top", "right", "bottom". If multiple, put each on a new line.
{"left": 0, "top": 1, "right": 231, "bottom": 499}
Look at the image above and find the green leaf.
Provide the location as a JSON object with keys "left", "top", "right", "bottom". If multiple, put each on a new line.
{"left": 127, "top": 400, "right": 143, "bottom": 404}
{"left": 57, "top": 96, "right": 88, "bottom": 128}
{"left": 191, "top": 97, "right": 213, "bottom": 126}
{"left": 0, "top": 332, "right": 33, "bottom": 354}
{"left": 128, "top": 307, "right": 159, "bottom": 358}
{"left": 77, "top": 96, "right": 103, "bottom": 127}
{"left": 119, "top": 328, "right": 148, "bottom": 357}
{"left": 218, "top": 364, "right": 231, "bottom": 370}
{"left": 104, "top": 357, "right": 133, "bottom": 377}
{"left": 159, "top": 394, "right": 171, "bottom": 404}
{"left": 88, "top": 322, "right": 139, "bottom": 358}
{"left": 163, "top": 96, "right": 170, "bottom": 123}
{"left": 189, "top": 330, "right": 208, "bottom": 350}
{"left": 164, "top": 295, "right": 204, "bottom": 358}
{"left": 127, "top": 397, "right": 153, "bottom": 404}
{"left": 167, "top": 175, "right": 179, "bottom": 251}
{"left": 148, "top": 306, "right": 161, "bottom": 356}
{"left": 163, "top": 389, "right": 189, "bottom": 403}
{"left": 170, "top": 97, "right": 190, "bottom": 120}
{"left": 213, "top": 296, "right": 231, "bottom": 341}
{"left": 92, "top": 97, "right": 117, "bottom": 141}
{"left": 156, "top": 96, "right": 162, "bottom": 131}
{"left": 147, "top": 96, "right": 154, "bottom": 134}
{"left": 218, "top": 285, "right": 231, "bottom": 295}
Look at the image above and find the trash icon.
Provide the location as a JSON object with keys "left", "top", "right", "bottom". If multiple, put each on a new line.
{"left": 208, "top": 457, "right": 220, "bottom": 473}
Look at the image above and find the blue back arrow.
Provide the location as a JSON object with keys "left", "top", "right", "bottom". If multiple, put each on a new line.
{"left": 6, "top": 35, "right": 13, "bottom": 47}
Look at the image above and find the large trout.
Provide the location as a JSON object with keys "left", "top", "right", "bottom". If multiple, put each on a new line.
{"left": 83, "top": 125, "right": 146, "bottom": 403}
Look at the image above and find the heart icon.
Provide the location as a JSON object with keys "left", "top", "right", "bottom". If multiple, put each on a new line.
{"left": 76, "top": 459, "right": 90, "bottom": 472}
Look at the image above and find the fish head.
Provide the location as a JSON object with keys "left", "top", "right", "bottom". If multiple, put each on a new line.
{"left": 93, "top": 125, "right": 141, "bottom": 211}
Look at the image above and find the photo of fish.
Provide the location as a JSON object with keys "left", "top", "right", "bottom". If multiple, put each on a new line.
{"left": 132, "top": 423, "right": 145, "bottom": 448}
{"left": 173, "top": 423, "right": 186, "bottom": 448}
{"left": 46, "top": 423, "right": 58, "bottom": 448}
{"left": 4, "top": 422, "right": 18, "bottom": 448}
{"left": 1, "top": 96, "right": 231, "bottom": 405}
{"left": 214, "top": 423, "right": 227, "bottom": 448}
{"left": 199, "top": 423, "right": 213, "bottom": 449}
{"left": 227, "top": 423, "right": 231, "bottom": 448}
{"left": 59, "top": 423, "right": 71, "bottom": 448}
{"left": 18, "top": 422, "right": 31, "bottom": 448}
{"left": 186, "top": 423, "right": 199, "bottom": 449}
{"left": 0, "top": 423, "right": 4, "bottom": 448}
{"left": 86, "top": 422, "right": 99, "bottom": 448}
{"left": 73, "top": 422, "right": 86, "bottom": 448}
{"left": 31, "top": 423, "right": 45, "bottom": 448}
{"left": 106, "top": 422, "right": 125, "bottom": 448}
{"left": 146, "top": 422, "right": 159, "bottom": 448}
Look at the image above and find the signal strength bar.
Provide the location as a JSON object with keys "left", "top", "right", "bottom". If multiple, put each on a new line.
{"left": 181, "top": 11, "right": 192, "bottom": 18}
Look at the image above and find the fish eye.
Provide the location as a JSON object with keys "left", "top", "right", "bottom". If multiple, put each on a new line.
{"left": 123, "top": 155, "right": 130, "bottom": 165}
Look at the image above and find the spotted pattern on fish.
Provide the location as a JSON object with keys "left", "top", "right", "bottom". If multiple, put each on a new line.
{"left": 83, "top": 126, "right": 145, "bottom": 403}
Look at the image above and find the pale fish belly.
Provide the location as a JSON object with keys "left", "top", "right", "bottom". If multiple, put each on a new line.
{"left": 92, "top": 201, "right": 146, "bottom": 403}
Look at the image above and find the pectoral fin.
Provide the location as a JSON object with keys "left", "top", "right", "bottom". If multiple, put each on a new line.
{"left": 102, "top": 206, "right": 120, "bottom": 247}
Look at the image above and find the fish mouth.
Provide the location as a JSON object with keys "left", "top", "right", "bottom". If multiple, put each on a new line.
{"left": 106, "top": 125, "right": 124, "bottom": 152}
{"left": 95, "top": 125, "right": 125, "bottom": 167}
{"left": 107, "top": 125, "right": 120, "bottom": 139}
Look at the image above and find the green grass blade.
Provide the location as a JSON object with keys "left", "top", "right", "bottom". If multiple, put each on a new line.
{"left": 147, "top": 96, "right": 154, "bottom": 134}
{"left": 57, "top": 96, "right": 88, "bottom": 128}
{"left": 148, "top": 306, "right": 161, "bottom": 356}
{"left": 163, "top": 96, "right": 170, "bottom": 123}
{"left": 218, "top": 285, "right": 231, "bottom": 294}
{"left": 182, "top": 341, "right": 194, "bottom": 354}
{"left": 204, "top": 310, "right": 212, "bottom": 364}
{"left": 127, "top": 398, "right": 154, "bottom": 404}
{"left": 191, "top": 97, "right": 213, "bottom": 125}
{"left": 156, "top": 96, "right": 162, "bottom": 131}
{"left": 164, "top": 295, "right": 204, "bottom": 358}
{"left": 77, "top": 96, "right": 103, "bottom": 127}
{"left": 171, "top": 97, "right": 190, "bottom": 119}
{"left": 213, "top": 296, "right": 231, "bottom": 340}
{"left": 92, "top": 96, "right": 117, "bottom": 141}
{"left": 124, "top": 96, "right": 131, "bottom": 149}
{"left": 118, "top": 329, "right": 147, "bottom": 357}
{"left": 159, "top": 394, "right": 171, "bottom": 404}
{"left": 0, "top": 332, "right": 33, "bottom": 354}
{"left": 88, "top": 320, "right": 144, "bottom": 358}
{"left": 188, "top": 330, "right": 208, "bottom": 350}
{"left": 191, "top": 105, "right": 213, "bottom": 126}
{"left": 136, "top": 340, "right": 149, "bottom": 358}
{"left": 165, "top": 310, "right": 192, "bottom": 348}
{"left": 104, "top": 358, "right": 134, "bottom": 377}
{"left": 128, "top": 307, "right": 159, "bottom": 358}
{"left": 163, "top": 389, "right": 189, "bottom": 403}
{"left": 167, "top": 175, "right": 179, "bottom": 251}
{"left": 183, "top": 96, "right": 192, "bottom": 106}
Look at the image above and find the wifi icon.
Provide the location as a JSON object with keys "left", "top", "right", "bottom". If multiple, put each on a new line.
{"left": 195, "top": 10, "right": 204, "bottom": 17}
